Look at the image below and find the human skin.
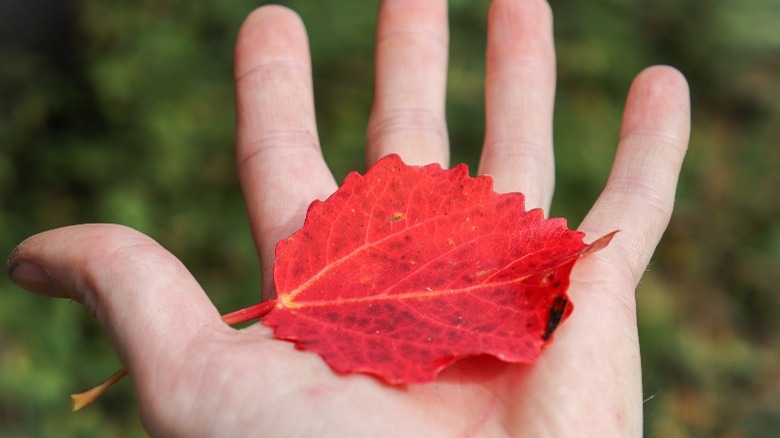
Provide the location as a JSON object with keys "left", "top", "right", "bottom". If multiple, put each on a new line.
{"left": 8, "top": 0, "right": 690, "bottom": 436}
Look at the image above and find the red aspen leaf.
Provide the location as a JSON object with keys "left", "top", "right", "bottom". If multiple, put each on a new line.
{"left": 263, "top": 154, "right": 615, "bottom": 384}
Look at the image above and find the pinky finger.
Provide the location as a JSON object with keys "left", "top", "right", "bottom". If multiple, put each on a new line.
{"left": 579, "top": 66, "right": 690, "bottom": 286}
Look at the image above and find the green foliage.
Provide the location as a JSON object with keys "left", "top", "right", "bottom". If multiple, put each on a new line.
{"left": 1, "top": 0, "right": 778, "bottom": 435}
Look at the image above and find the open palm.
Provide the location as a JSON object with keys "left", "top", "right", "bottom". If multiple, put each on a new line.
{"left": 8, "top": 0, "right": 689, "bottom": 436}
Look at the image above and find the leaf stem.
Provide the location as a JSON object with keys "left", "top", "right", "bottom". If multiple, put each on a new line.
{"left": 221, "top": 299, "right": 278, "bottom": 325}
{"left": 70, "top": 299, "right": 278, "bottom": 411}
{"left": 70, "top": 369, "right": 127, "bottom": 412}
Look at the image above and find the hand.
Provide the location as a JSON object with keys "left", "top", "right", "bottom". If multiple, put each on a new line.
{"left": 8, "top": 0, "right": 689, "bottom": 435}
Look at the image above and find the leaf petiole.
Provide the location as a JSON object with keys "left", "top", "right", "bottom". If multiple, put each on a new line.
{"left": 221, "top": 299, "right": 278, "bottom": 326}
{"left": 71, "top": 369, "right": 127, "bottom": 411}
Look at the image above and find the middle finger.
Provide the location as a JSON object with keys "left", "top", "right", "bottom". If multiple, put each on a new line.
{"left": 366, "top": 0, "right": 450, "bottom": 167}
{"left": 479, "top": 0, "right": 556, "bottom": 211}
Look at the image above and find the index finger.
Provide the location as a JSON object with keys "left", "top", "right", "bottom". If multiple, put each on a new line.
{"left": 234, "top": 7, "right": 338, "bottom": 295}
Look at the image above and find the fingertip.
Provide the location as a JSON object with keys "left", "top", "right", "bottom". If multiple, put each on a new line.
{"left": 635, "top": 65, "right": 689, "bottom": 90}
{"left": 621, "top": 65, "right": 691, "bottom": 142}
{"left": 8, "top": 260, "right": 60, "bottom": 296}
{"left": 235, "top": 4, "right": 309, "bottom": 78}
{"left": 8, "top": 229, "right": 73, "bottom": 298}
{"left": 239, "top": 4, "right": 305, "bottom": 38}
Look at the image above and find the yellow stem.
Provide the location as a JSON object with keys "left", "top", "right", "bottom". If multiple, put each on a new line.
{"left": 71, "top": 369, "right": 127, "bottom": 412}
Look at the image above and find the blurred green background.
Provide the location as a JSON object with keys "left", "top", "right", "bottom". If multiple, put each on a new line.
{"left": 1, "top": 0, "right": 778, "bottom": 436}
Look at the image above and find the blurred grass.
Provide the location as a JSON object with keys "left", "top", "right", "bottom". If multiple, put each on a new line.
{"left": 1, "top": 0, "right": 778, "bottom": 436}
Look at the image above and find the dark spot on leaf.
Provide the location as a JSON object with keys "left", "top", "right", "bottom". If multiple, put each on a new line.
{"left": 394, "top": 310, "right": 415, "bottom": 324}
{"left": 387, "top": 239, "right": 405, "bottom": 251}
{"left": 543, "top": 296, "right": 569, "bottom": 341}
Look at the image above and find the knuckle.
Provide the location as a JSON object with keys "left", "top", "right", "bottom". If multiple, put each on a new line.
{"left": 367, "top": 107, "right": 447, "bottom": 144}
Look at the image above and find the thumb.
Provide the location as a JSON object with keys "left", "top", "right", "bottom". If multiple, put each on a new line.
{"left": 7, "top": 224, "right": 227, "bottom": 382}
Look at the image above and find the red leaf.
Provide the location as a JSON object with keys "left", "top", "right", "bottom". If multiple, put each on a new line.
{"left": 263, "top": 154, "right": 614, "bottom": 384}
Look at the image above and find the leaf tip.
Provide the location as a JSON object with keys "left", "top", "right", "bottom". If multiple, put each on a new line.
{"left": 581, "top": 230, "right": 619, "bottom": 257}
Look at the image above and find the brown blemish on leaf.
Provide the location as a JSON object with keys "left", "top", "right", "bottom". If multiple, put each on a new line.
{"left": 389, "top": 212, "right": 405, "bottom": 222}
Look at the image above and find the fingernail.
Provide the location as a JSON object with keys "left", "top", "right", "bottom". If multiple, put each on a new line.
{"left": 8, "top": 261, "right": 57, "bottom": 294}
